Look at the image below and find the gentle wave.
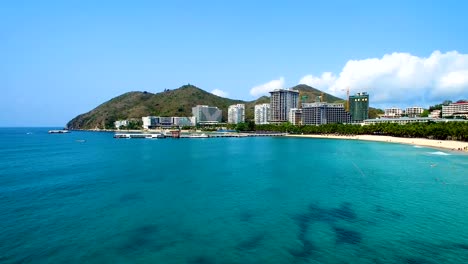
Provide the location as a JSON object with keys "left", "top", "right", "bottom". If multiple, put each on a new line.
{"left": 428, "top": 151, "right": 451, "bottom": 156}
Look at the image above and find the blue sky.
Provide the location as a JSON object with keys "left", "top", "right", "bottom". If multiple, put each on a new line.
{"left": 2, "top": 0, "right": 468, "bottom": 126}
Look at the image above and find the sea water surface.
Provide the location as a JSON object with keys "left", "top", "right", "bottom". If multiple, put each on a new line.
{"left": 1, "top": 128, "right": 468, "bottom": 263}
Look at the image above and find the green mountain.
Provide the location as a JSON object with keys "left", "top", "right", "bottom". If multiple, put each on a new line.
{"left": 67, "top": 84, "right": 343, "bottom": 129}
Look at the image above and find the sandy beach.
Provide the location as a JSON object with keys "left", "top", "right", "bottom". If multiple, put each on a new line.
{"left": 287, "top": 134, "right": 468, "bottom": 152}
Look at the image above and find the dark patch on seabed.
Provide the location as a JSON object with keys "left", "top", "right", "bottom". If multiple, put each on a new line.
{"left": 329, "top": 202, "right": 357, "bottom": 221}
{"left": 332, "top": 226, "right": 362, "bottom": 245}
{"left": 404, "top": 257, "right": 436, "bottom": 264}
{"left": 289, "top": 239, "right": 316, "bottom": 259}
{"left": 116, "top": 224, "right": 174, "bottom": 256}
{"left": 236, "top": 233, "right": 265, "bottom": 251}
{"left": 290, "top": 201, "right": 364, "bottom": 259}
{"left": 119, "top": 192, "right": 143, "bottom": 203}
{"left": 239, "top": 210, "right": 255, "bottom": 222}
{"left": 453, "top": 243, "right": 468, "bottom": 250}
{"left": 188, "top": 255, "right": 216, "bottom": 264}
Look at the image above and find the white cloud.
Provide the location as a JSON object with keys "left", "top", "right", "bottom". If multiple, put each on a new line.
{"left": 299, "top": 51, "right": 468, "bottom": 107}
{"left": 211, "top": 89, "right": 229, "bottom": 98}
{"left": 250, "top": 77, "right": 285, "bottom": 97}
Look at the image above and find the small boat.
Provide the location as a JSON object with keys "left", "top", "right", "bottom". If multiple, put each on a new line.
{"left": 48, "top": 130, "right": 70, "bottom": 134}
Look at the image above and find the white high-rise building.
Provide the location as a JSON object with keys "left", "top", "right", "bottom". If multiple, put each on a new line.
{"left": 254, "top": 104, "right": 270, "bottom": 124}
{"left": 228, "top": 104, "right": 245, "bottom": 124}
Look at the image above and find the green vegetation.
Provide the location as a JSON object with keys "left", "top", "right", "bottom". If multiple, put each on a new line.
{"left": 252, "top": 122, "right": 468, "bottom": 141}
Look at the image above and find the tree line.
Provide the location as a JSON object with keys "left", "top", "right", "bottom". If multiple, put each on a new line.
{"left": 230, "top": 121, "right": 468, "bottom": 142}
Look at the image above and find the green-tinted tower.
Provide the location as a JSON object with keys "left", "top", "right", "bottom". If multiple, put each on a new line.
{"left": 349, "top": 92, "right": 369, "bottom": 122}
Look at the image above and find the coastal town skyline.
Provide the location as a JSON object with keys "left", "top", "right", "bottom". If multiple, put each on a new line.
{"left": 2, "top": 1, "right": 468, "bottom": 126}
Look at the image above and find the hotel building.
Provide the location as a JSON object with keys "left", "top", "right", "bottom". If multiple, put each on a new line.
{"left": 192, "top": 105, "right": 222, "bottom": 124}
{"left": 442, "top": 102, "right": 468, "bottom": 118}
{"left": 269, "top": 89, "right": 299, "bottom": 123}
{"left": 302, "top": 102, "right": 352, "bottom": 125}
{"left": 405, "top": 107, "right": 424, "bottom": 118}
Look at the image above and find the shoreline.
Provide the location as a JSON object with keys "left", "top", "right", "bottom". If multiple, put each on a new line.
{"left": 287, "top": 134, "right": 468, "bottom": 153}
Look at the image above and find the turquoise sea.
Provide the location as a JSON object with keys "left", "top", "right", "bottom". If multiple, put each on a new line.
{"left": 1, "top": 127, "right": 468, "bottom": 263}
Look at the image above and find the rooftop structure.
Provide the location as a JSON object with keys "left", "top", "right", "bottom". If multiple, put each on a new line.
{"left": 269, "top": 89, "right": 299, "bottom": 123}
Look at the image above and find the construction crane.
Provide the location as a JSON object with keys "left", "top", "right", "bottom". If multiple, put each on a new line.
{"left": 341, "top": 87, "right": 350, "bottom": 111}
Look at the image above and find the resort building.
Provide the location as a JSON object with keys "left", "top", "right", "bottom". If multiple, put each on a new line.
{"left": 442, "top": 102, "right": 468, "bottom": 118}
{"left": 349, "top": 92, "right": 369, "bottom": 122}
{"left": 269, "top": 89, "right": 299, "bottom": 123}
{"left": 254, "top": 103, "right": 270, "bottom": 124}
{"left": 142, "top": 116, "right": 159, "bottom": 129}
{"left": 364, "top": 117, "right": 468, "bottom": 125}
{"left": 383, "top": 107, "right": 403, "bottom": 118}
{"left": 172, "top": 117, "right": 194, "bottom": 127}
{"left": 302, "top": 102, "right": 352, "bottom": 125}
{"left": 114, "top": 120, "right": 129, "bottom": 129}
{"left": 192, "top": 105, "right": 222, "bottom": 124}
{"left": 289, "top": 108, "right": 302, "bottom": 125}
{"left": 405, "top": 107, "right": 424, "bottom": 118}
{"left": 430, "top": 110, "right": 441, "bottom": 119}
{"left": 228, "top": 104, "right": 245, "bottom": 124}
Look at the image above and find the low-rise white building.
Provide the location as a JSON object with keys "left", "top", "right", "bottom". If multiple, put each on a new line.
{"left": 442, "top": 102, "right": 468, "bottom": 118}
{"left": 254, "top": 103, "right": 270, "bottom": 124}
{"left": 405, "top": 107, "right": 424, "bottom": 118}
{"left": 384, "top": 107, "right": 403, "bottom": 118}
{"left": 429, "top": 110, "right": 441, "bottom": 119}
{"left": 114, "top": 120, "right": 129, "bottom": 129}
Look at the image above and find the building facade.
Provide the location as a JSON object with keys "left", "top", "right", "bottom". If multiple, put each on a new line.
{"left": 405, "top": 107, "right": 424, "bottom": 118}
{"left": 142, "top": 116, "right": 159, "bottom": 129}
{"left": 302, "top": 102, "right": 352, "bottom": 125}
{"left": 429, "top": 110, "right": 441, "bottom": 119}
{"left": 172, "top": 117, "right": 194, "bottom": 127}
{"left": 364, "top": 117, "right": 468, "bottom": 125}
{"left": 442, "top": 102, "right": 468, "bottom": 118}
{"left": 384, "top": 107, "right": 403, "bottom": 118}
{"left": 349, "top": 92, "right": 369, "bottom": 122}
{"left": 192, "top": 105, "right": 222, "bottom": 124}
{"left": 269, "top": 89, "right": 299, "bottom": 123}
{"left": 227, "top": 104, "right": 245, "bottom": 124}
{"left": 289, "top": 108, "right": 302, "bottom": 125}
{"left": 254, "top": 103, "right": 270, "bottom": 124}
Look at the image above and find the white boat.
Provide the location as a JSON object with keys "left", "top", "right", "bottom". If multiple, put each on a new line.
{"left": 48, "top": 130, "right": 70, "bottom": 134}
